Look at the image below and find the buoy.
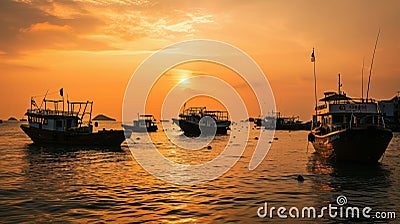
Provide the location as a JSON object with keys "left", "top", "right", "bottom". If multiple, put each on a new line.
{"left": 207, "top": 145, "right": 212, "bottom": 150}
{"left": 296, "top": 175, "right": 305, "bottom": 182}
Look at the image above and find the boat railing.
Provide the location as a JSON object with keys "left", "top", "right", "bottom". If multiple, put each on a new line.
{"left": 203, "top": 111, "right": 229, "bottom": 121}
{"left": 349, "top": 114, "right": 385, "bottom": 129}
{"left": 26, "top": 108, "right": 79, "bottom": 117}
{"left": 180, "top": 107, "right": 230, "bottom": 121}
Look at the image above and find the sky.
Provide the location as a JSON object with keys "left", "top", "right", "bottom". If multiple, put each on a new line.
{"left": 1, "top": 0, "right": 399, "bottom": 121}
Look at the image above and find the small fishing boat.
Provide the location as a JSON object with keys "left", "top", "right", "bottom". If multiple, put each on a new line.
{"left": 262, "top": 112, "right": 312, "bottom": 130}
{"left": 122, "top": 114, "right": 158, "bottom": 132}
{"left": 172, "top": 107, "right": 231, "bottom": 137}
{"left": 308, "top": 75, "right": 393, "bottom": 162}
{"left": 20, "top": 90, "right": 128, "bottom": 146}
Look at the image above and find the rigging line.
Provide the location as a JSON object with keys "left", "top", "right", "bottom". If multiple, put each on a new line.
{"left": 31, "top": 89, "right": 61, "bottom": 99}
{"left": 366, "top": 28, "right": 381, "bottom": 101}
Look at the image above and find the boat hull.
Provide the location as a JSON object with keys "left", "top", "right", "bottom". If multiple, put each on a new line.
{"left": 122, "top": 124, "right": 158, "bottom": 133}
{"left": 21, "top": 125, "right": 127, "bottom": 146}
{"left": 311, "top": 127, "right": 393, "bottom": 162}
{"left": 172, "top": 118, "right": 231, "bottom": 137}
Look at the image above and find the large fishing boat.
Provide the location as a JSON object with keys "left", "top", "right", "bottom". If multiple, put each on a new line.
{"left": 20, "top": 89, "right": 128, "bottom": 146}
{"left": 308, "top": 75, "right": 393, "bottom": 162}
{"left": 172, "top": 107, "right": 231, "bottom": 137}
{"left": 122, "top": 114, "right": 158, "bottom": 132}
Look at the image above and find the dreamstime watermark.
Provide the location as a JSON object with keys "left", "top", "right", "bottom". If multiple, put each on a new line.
{"left": 122, "top": 39, "right": 276, "bottom": 185}
{"left": 257, "top": 195, "right": 396, "bottom": 220}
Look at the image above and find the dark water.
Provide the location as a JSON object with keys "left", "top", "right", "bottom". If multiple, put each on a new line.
{"left": 0, "top": 121, "right": 398, "bottom": 223}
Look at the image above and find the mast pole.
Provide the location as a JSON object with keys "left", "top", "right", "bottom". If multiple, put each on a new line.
{"left": 311, "top": 48, "right": 317, "bottom": 127}
{"left": 361, "top": 57, "right": 365, "bottom": 102}
{"left": 366, "top": 28, "right": 380, "bottom": 102}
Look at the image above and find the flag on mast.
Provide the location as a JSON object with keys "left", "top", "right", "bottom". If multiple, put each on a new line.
{"left": 311, "top": 48, "right": 315, "bottom": 62}
{"left": 59, "top": 88, "right": 64, "bottom": 97}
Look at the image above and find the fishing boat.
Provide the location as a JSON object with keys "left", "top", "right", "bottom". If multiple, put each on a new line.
{"left": 308, "top": 74, "right": 393, "bottom": 162}
{"left": 122, "top": 114, "right": 158, "bottom": 132}
{"left": 262, "top": 112, "right": 312, "bottom": 130}
{"left": 172, "top": 107, "right": 231, "bottom": 137}
{"left": 20, "top": 90, "right": 128, "bottom": 146}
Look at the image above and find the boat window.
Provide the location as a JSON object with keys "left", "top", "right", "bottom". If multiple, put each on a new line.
{"left": 332, "top": 115, "right": 342, "bottom": 124}
{"left": 56, "top": 120, "right": 62, "bottom": 127}
{"left": 43, "top": 118, "right": 48, "bottom": 125}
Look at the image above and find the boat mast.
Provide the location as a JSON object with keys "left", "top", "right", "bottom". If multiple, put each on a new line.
{"left": 366, "top": 28, "right": 380, "bottom": 102}
{"left": 361, "top": 57, "right": 365, "bottom": 102}
{"left": 311, "top": 48, "right": 317, "bottom": 126}
{"left": 338, "top": 73, "right": 341, "bottom": 95}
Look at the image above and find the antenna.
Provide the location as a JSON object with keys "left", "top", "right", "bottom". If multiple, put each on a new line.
{"left": 366, "top": 28, "right": 381, "bottom": 102}
{"left": 361, "top": 57, "right": 365, "bottom": 102}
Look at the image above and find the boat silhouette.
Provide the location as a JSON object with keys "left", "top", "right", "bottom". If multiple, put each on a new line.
{"left": 20, "top": 89, "right": 128, "bottom": 146}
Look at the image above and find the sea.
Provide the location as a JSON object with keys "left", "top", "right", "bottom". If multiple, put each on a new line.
{"left": 0, "top": 121, "right": 399, "bottom": 223}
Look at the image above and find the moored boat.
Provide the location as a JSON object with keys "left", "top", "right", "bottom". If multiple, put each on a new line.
{"left": 172, "top": 107, "right": 231, "bottom": 137}
{"left": 20, "top": 90, "right": 128, "bottom": 146}
{"left": 308, "top": 75, "right": 393, "bottom": 162}
{"left": 263, "top": 112, "right": 312, "bottom": 130}
{"left": 122, "top": 114, "right": 158, "bottom": 132}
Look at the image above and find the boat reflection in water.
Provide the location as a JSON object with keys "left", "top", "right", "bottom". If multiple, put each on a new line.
{"left": 308, "top": 75, "right": 393, "bottom": 163}
{"left": 306, "top": 150, "right": 394, "bottom": 218}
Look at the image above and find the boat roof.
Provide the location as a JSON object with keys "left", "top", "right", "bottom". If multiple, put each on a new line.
{"left": 319, "top": 93, "right": 352, "bottom": 102}
{"left": 139, "top": 114, "right": 155, "bottom": 117}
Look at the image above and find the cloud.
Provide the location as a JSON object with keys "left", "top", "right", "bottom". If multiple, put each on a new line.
{"left": 1, "top": 0, "right": 217, "bottom": 56}
{"left": 0, "top": 0, "right": 113, "bottom": 55}
{"left": 20, "top": 22, "right": 73, "bottom": 33}
{"left": 105, "top": 9, "right": 215, "bottom": 41}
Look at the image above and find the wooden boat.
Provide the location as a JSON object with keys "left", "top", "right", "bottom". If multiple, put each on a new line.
{"left": 122, "top": 114, "right": 158, "bottom": 132}
{"left": 172, "top": 107, "right": 231, "bottom": 137}
{"left": 20, "top": 91, "right": 128, "bottom": 146}
{"left": 308, "top": 75, "right": 393, "bottom": 162}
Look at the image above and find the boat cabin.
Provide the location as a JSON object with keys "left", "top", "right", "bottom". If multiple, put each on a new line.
{"left": 313, "top": 91, "right": 385, "bottom": 132}
{"left": 179, "top": 107, "right": 229, "bottom": 122}
{"left": 26, "top": 97, "right": 93, "bottom": 133}
{"left": 134, "top": 114, "right": 157, "bottom": 129}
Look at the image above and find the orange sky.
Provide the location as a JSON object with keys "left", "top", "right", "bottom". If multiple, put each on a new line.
{"left": 1, "top": 0, "right": 399, "bottom": 121}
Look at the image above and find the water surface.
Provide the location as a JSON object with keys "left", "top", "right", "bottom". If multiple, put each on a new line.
{"left": 0, "top": 121, "right": 398, "bottom": 223}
